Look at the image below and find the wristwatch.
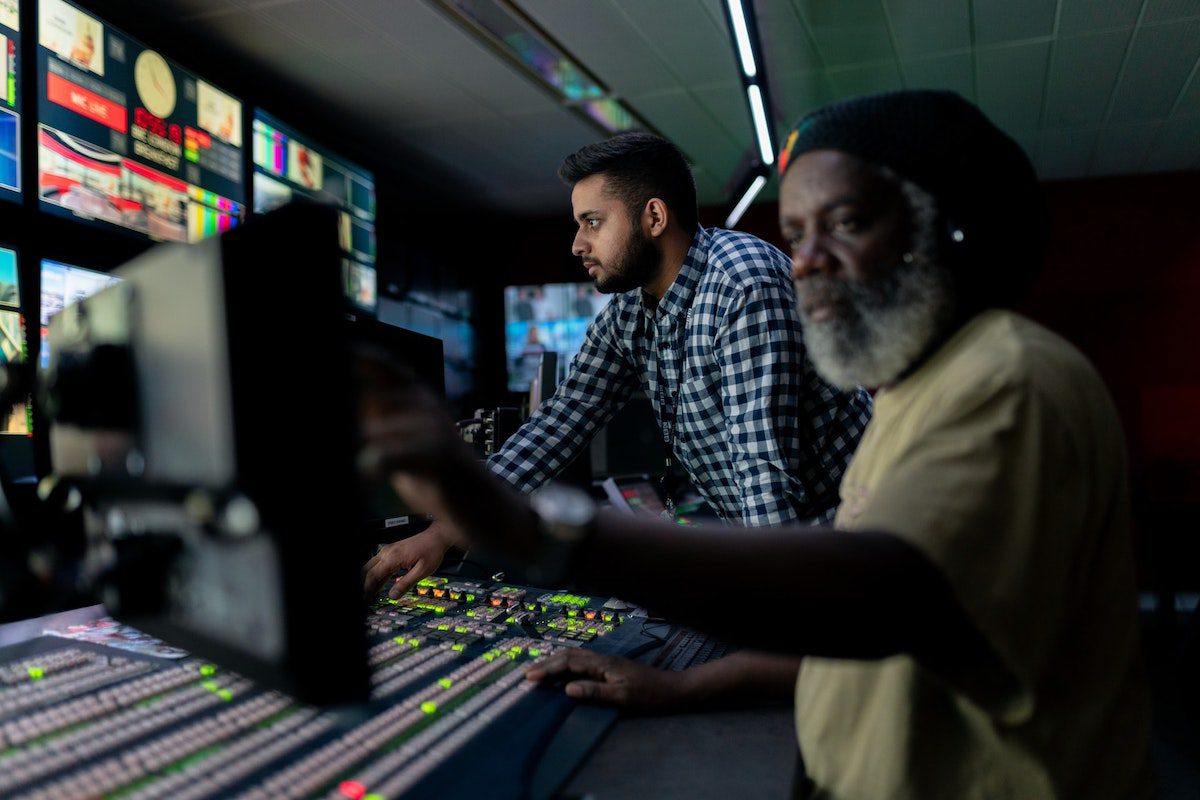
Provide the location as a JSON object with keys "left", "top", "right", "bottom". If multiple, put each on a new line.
{"left": 525, "top": 484, "right": 598, "bottom": 586}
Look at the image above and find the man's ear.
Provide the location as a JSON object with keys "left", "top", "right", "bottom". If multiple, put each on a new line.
{"left": 643, "top": 198, "right": 670, "bottom": 238}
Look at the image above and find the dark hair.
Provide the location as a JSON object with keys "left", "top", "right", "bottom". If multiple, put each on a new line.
{"left": 559, "top": 132, "right": 698, "bottom": 233}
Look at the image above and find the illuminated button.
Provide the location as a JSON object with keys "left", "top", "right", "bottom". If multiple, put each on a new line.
{"left": 438, "top": 678, "right": 453, "bottom": 689}
{"left": 584, "top": 610, "right": 597, "bottom": 620}
{"left": 432, "top": 589, "right": 446, "bottom": 598}
{"left": 416, "top": 587, "right": 430, "bottom": 596}
{"left": 338, "top": 780, "right": 366, "bottom": 800}
{"left": 199, "top": 664, "right": 217, "bottom": 677}
{"left": 27, "top": 667, "right": 44, "bottom": 680}
{"left": 420, "top": 701, "right": 437, "bottom": 714}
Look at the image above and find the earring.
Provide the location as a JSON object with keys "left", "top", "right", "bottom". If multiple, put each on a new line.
{"left": 901, "top": 252, "right": 914, "bottom": 264}
{"left": 950, "top": 229, "right": 965, "bottom": 243}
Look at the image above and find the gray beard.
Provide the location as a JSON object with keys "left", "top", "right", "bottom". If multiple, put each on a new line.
{"left": 796, "top": 257, "right": 955, "bottom": 391}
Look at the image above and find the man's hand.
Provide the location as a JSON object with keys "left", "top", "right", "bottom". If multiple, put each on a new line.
{"left": 525, "top": 649, "right": 691, "bottom": 714}
{"left": 362, "top": 521, "right": 463, "bottom": 599}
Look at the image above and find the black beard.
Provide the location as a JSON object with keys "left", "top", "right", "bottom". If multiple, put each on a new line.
{"left": 594, "top": 224, "right": 659, "bottom": 294}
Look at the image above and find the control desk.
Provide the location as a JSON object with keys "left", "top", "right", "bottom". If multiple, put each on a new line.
{"left": 0, "top": 576, "right": 660, "bottom": 799}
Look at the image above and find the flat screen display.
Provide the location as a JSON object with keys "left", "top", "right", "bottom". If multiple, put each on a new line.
{"left": 252, "top": 110, "right": 376, "bottom": 312}
{"left": 40, "top": 257, "right": 120, "bottom": 369}
{"left": 37, "top": 0, "right": 244, "bottom": 241}
{"left": 504, "top": 282, "right": 607, "bottom": 392}
{"left": 0, "top": 1, "right": 22, "bottom": 203}
{"left": 0, "top": 245, "right": 28, "bottom": 433}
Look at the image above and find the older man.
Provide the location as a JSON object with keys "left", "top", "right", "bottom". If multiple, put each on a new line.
{"left": 364, "top": 90, "right": 1154, "bottom": 798}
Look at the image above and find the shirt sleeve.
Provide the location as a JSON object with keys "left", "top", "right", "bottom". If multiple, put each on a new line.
{"left": 716, "top": 277, "right": 810, "bottom": 526}
{"left": 487, "top": 301, "right": 638, "bottom": 493}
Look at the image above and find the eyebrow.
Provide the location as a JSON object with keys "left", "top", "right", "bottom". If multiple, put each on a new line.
{"left": 780, "top": 194, "right": 864, "bottom": 225}
{"left": 575, "top": 209, "right": 600, "bottom": 222}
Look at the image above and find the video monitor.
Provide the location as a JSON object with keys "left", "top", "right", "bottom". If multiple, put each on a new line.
{"left": 40, "top": 258, "right": 120, "bottom": 369}
{"left": 252, "top": 110, "right": 377, "bottom": 312}
{"left": 36, "top": 0, "right": 244, "bottom": 242}
{"left": 0, "top": 1, "right": 22, "bottom": 203}
{"left": 0, "top": 245, "right": 28, "bottom": 433}
{"left": 504, "top": 282, "right": 607, "bottom": 392}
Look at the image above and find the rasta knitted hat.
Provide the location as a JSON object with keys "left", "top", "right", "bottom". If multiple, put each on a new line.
{"left": 778, "top": 90, "right": 1048, "bottom": 308}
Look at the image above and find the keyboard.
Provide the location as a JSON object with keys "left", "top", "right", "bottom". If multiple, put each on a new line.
{"left": 652, "top": 627, "right": 730, "bottom": 672}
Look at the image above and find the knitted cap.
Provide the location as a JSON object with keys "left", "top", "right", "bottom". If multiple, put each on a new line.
{"left": 778, "top": 90, "right": 1047, "bottom": 307}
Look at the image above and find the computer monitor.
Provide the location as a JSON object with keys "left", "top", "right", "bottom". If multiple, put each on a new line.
{"left": 351, "top": 317, "right": 446, "bottom": 537}
{"left": 41, "top": 202, "right": 368, "bottom": 704}
{"left": 0, "top": 245, "right": 28, "bottom": 435}
{"left": 39, "top": 258, "right": 122, "bottom": 370}
{"left": 253, "top": 110, "right": 377, "bottom": 313}
{"left": 37, "top": 0, "right": 245, "bottom": 241}
{"left": 0, "top": 2, "right": 23, "bottom": 204}
{"left": 504, "top": 282, "right": 607, "bottom": 391}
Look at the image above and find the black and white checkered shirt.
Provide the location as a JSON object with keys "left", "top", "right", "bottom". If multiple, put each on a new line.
{"left": 488, "top": 227, "right": 871, "bottom": 526}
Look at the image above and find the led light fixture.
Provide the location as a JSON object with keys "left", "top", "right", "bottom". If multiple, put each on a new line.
{"left": 429, "top": 0, "right": 655, "bottom": 136}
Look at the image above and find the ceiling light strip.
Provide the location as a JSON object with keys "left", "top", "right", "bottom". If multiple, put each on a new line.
{"left": 725, "top": 173, "right": 767, "bottom": 228}
{"left": 725, "top": 0, "right": 758, "bottom": 78}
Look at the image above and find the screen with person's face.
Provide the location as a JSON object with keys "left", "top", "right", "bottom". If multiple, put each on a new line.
{"left": 503, "top": 282, "right": 608, "bottom": 392}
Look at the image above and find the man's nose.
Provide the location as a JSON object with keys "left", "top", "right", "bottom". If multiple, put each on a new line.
{"left": 790, "top": 235, "right": 829, "bottom": 281}
{"left": 572, "top": 230, "right": 588, "bottom": 258}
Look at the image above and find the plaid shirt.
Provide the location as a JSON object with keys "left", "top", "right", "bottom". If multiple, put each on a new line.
{"left": 489, "top": 227, "right": 871, "bottom": 526}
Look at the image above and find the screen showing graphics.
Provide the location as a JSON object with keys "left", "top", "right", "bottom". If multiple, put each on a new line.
{"left": 0, "top": 1, "right": 21, "bottom": 202}
{"left": 252, "top": 110, "right": 376, "bottom": 312}
{"left": 40, "top": 258, "right": 120, "bottom": 369}
{"left": 0, "top": 246, "right": 28, "bottom": 433}
{"left": 37, "top": 0, "right": 244, "bottom": 242}
{"left": 504, "top": 282, "right": 607, "bottom": 392}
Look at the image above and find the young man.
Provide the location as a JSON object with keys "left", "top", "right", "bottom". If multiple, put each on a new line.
{"left": 363, "top": 91, "right": 1154, "bottom": 798}
{"left": 363, "top": 132, "right": 870, "bottom": 598}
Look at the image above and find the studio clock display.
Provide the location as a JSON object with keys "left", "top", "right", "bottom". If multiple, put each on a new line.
{"left": 134, "top": 49, "right": 176, "bottom": 119}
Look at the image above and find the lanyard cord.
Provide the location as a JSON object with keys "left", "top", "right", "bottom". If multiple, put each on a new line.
{"left": 650, "top": 289, "right": 696, "bottom": 518}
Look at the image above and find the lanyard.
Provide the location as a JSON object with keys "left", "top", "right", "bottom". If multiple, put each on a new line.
{"left": 650, "top": 293, "right": 694, "bottom": 520}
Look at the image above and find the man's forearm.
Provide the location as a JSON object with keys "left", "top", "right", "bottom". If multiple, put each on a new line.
{"left": 676, "top": 650, "right": 800, "bottom": 709}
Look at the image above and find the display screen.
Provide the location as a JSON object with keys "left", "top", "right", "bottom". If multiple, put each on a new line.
{"left": 0, "top": 245, "right": 28, "bottom": 434}
{"left": 503, "top": 282, "right": 607, "bottom": 392}
{"left": 36, "top": 0, "right": 244, "bottom": 242}
{"left": 40, "top": 257, "right": 120, "bottom": 369}
{"left": 0, "top": 1, "right": 22, "bottom": 203}
{"left": 252, "top": 110, "right": 376, "bottom": 312}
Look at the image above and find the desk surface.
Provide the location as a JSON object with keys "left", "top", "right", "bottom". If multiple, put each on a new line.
{"left": 566, "top": 707, "right": 798, "bottom": 799}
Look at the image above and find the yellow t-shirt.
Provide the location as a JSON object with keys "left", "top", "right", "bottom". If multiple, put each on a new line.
{"left": 796, "top": 310, "right": 1154, "bottom": 799}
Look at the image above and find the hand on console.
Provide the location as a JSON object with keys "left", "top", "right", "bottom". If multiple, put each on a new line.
{"left": 525, "top": 649, "right": 692, "bottom": 713}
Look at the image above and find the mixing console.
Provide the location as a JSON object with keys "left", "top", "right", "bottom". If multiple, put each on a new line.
{"left": 0, "top": 576, "right": 649, "bottom": 799}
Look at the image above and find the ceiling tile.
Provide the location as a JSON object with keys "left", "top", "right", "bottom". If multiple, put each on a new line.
{"left": 1091, "top": 122, "right": 1163, "bottom": 174}
{"left": 884, "top": 0, "right": 971, "bottom": 57}
{"left": 901, "top": 53, "right": 975, "bottom": 98}
{"left": 973, "top": 0, "right": 1057, "bottom": 45}
{"left": 1109, "top": 21, "right": 1200, "bottom": 121}
{"left": 758, "top": 0, "right": 825, "bottom": 77}
{"left": 976, "top": 42, "right": 1051, "bottom": 131}
{"left": 757, "top": 0, "right": 824, "bottom": 75}
{"left": 1143, "top": 0, "right": 1200, "bottom": 23}
{"left": 793, "top": 0, "right": 896, "bottom": 66}
{"left": 690, "top": 81, "right": 760, "bottom": 139}
{"left": 608, "top": 0, "right": 737, "bottom": 86}
{"left": 1043, "top": 30, "right": 1132, "bottom": 128}
{"left": 1036, "top": 128, "right": 1099, "bottom": 179}
{"left": 345, "top": 0, "right": 558, "bottom": 117}
{"left": 629, "top": 88, "right": 747, "bottom": 199}
{"left": 771, "top": 69, "right": 839, "bottom": 121}
{"left": 1143, "top": 116, "right": 1200, "bottom": 170}
{"left": 828, "top": 61, "right": 905, "bottom": 97}
{"left": 1058, "top": 0, "right": 1142, "bottom": 34}
{"left": 1176, "top": 70, "right": 1200, "bottom": 116}
{"left": 518, "top": 0, "right": 679, "bottom": 95}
